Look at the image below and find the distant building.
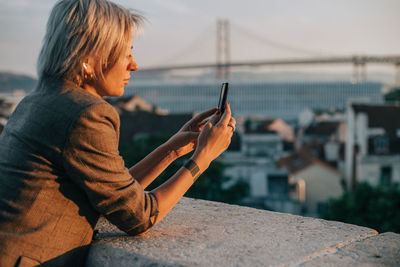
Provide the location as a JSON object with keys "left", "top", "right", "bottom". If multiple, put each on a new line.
{"left": 245, "top": 118, "right": 295, "bottom": 142}
{"left": 221, "top": 117, "right": 301, "bottom": 214}
{"left": 277, "top": 148, "right": 343, "bottom": 217}
{"left": 384, "top": 87, "right": 400, "bottom": 106}
{"left": 300, "top": 120, "right": 346, "bottom": 171}
{"left": 345, "top": 104, "right": 400, "bottom": 190}
{"left": 243, "top": 118, "right": 294, "bottom": 157}
{"left": 222, "top": 156, "right": 301, "bottom": 214}
{"left": 106, "top": 95, "right": 167, "bottom": 114}
{"left": 285, "top": 109, "right": 347, "bottom": 217}
{"left": 106, "top": 96, "right": 193, "bottom": 145}
{"left": 313, "top": 107, "right": 346, "bottom": 123}
{"left": 125, "top": 81, "right": 384, "bottom": 120}
{"left": 296, "top": 106, "right": 347, "bottom": 173}
{"left": 303, "top": 121, "right": 345, "bottom": 144}
{"left": 118, "top": 110, "right": 193, "bottom": 145}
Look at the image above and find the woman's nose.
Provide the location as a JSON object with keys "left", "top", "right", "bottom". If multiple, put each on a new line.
{"left": 129, "top": 57, "right": 138, "bottom": 71}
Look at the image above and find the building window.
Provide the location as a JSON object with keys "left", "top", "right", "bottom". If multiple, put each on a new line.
{"left": 268, "top": 174, "right": 289, "bottom": 199}
{"left": 372, "top": 135, "right": 390, "bottom": 154}
{"left": 380, "top": 166, "right": 392, "bottom": 186}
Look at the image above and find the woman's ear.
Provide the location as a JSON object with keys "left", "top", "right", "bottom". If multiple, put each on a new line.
{"left": 83, "top": 57, "right": 96, "bottom": 75}
{"left": 82, "top": 57, "right": 96, "bottom": 82}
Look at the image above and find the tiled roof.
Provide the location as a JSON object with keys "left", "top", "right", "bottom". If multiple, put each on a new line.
{"left": 276, "top": 147, "right": 340, "bottom": 175}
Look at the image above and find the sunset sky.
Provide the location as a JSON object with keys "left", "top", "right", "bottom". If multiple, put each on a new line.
{"left": 0, "top": 0, "right": 399, "bottom": 77}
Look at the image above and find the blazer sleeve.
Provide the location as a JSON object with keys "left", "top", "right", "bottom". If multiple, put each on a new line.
{"left": 62, "top": 102, "right": 158, "bottom": 235}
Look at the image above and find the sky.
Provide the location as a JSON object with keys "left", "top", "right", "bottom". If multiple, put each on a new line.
{"left": 0, "top": 0, "right": 399, "bottom": 77}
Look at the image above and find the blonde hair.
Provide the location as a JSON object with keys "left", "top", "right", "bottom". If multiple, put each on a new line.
{"left": 37, "top": 0, "right": 143, "bottom": 85}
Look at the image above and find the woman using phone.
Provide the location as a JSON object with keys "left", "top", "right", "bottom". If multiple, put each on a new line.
{"left": 0, "top": 0, "right": 236, "bottom": 266}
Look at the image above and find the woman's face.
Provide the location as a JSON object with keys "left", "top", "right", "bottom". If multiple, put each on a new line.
{"left": 86, "top": 35, "right": 138, "bottom": 98}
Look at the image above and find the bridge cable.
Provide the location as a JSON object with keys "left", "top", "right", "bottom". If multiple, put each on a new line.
{"left": 231, "top": 22, "right": 338, "bottom": 57}
{"left": 160, "top": 22, "right": 215, "bottom": 65}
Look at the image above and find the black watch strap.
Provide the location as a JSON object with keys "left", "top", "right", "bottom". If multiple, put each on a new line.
{"left": 183, "top": 159, "right": 200, "bottom": 180}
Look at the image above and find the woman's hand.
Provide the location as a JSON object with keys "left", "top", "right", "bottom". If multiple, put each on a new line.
{"left": 148, "top": 104, "right": 235, "bottom": 229}
{"left": 192, "top": 103, "right": 236, "bottom": 170}
{"left": 165, "top": 107, "right": 218, "bottom": 159}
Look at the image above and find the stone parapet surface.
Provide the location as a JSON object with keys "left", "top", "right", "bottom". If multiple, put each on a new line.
{"left": 86, "top": 198, "right": 399, "bottom": 266}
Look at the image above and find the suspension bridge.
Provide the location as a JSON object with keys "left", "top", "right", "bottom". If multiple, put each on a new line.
{"left": 138, "top": 20, "right": 400, "bottom": 84}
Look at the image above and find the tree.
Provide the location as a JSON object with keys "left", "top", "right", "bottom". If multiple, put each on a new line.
{"left": 119, "top": 133, "right": 248, "bottom": 204}
{"left": 322, "top": 182, "right": 400, "bottom": 233}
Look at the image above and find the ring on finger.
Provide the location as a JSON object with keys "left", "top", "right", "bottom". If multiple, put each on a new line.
{"left": 228, "top": 122, "right": 235, "bottom": 132}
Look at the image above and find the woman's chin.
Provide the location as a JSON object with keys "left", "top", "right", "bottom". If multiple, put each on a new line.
{"left": 112, "top": 88, "right": 125, "bottom": 97}
{"left": 117, "top": 88, "right": 124, "bottom": 96}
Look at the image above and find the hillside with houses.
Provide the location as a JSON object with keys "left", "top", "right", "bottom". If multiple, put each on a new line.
{"left": 1, "top": 72, "right": 399, "bottom": 222}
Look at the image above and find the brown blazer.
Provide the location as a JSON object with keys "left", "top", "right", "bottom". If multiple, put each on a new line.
{"left": 0, "top": 79, "right": 158, "bottom": 266}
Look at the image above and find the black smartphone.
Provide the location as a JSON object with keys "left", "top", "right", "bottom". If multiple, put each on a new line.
{"left": 218, "top": 82, "right": 229, "bottom": 114}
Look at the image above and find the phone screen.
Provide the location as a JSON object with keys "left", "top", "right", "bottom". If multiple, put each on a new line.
{"left": 218, "top": 82, "right": 229, "bottom": 114}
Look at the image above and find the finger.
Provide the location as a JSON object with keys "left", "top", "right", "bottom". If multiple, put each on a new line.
{"left": 182, "top": 107, "right": 217, "bottom": 131}
{"left": 186, "top": 131, "right": 200, "bottom": 140}
{"left": 196, "top": 119, "right": 208, "bottom": 131}
{"left": 229, "top": 117, "right": 236, "bottom": 126}
{"left": 208, "top": 113, "right": 220, "bottom": 126}
{"left": 229, "top": 130, "right": 233, "bottom": 138}
{"left": 218, "top": 103, "right": 232, "bottom": 126}
{"left": 202, "top": 122, "right": 213, "bottom": 132}
{"left": 198, "top": 119, "right": 208, "bottom": 127}
{"left": 227, "top": 122, "right": 236, "bottom": 132}
{"left": 191, "top": 107, "right": 218, "bottom": 125}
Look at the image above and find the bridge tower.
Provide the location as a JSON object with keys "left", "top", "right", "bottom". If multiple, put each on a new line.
{"left": 216, "top": 19, "right": 230, "bottom": 80}
{"left": 352, "top": 56, "right": 367, "bottom": 83}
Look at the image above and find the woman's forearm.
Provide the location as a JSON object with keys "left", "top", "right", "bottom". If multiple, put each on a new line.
{"left": 130, "top": 107, "right": 218, "bottom": 190}
{"left": 144, "top": 104, "right": 234, "bottom": 233}
{"left": 150, "top": 151, "right": 210, "bottom": 225}
{"left": 129, "top": 143, "right": 178, "bottom": 189}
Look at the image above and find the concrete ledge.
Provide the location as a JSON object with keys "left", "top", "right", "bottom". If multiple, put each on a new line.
{"left": 86, "top": 198, "right": 399, "bottom": 266}
{"left": 303, "top": 232, "right": 400, "bottom": 266}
